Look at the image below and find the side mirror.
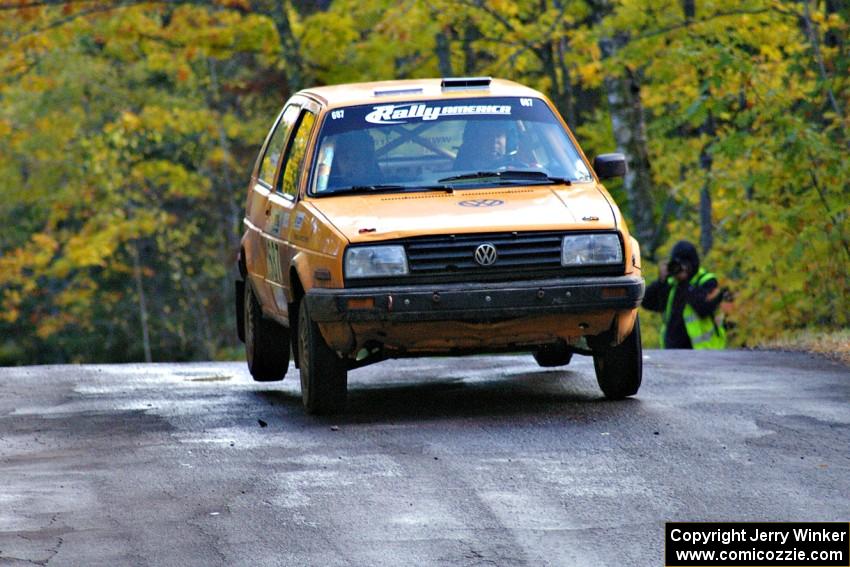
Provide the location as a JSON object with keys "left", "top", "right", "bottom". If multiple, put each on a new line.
{"left": 593, "top": 153, "right": 627, "bottom": 180}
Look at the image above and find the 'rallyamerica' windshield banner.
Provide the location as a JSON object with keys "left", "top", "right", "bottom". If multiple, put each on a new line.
{"left": 365, "top": 103, "right": 512, "bottom": 125}
{"left": 319, "top": 97, "right": 551, "bottom": 137}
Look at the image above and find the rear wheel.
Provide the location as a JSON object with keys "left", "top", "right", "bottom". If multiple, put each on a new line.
{"left": 533, "top": 344, "right": 573, "bottom": 367}
{"left": 298, "top": 300, "right": 347, "bottom": 415}
{"left": 244, "top": 282, "right": 290, "bottom": 382}
{"left": 593, "top": 316, "right": 642, "bottom": 399}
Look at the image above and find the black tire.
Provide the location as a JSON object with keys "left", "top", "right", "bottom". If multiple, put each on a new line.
{"left": 244, "top": 282, "right": 290, "bottom": 382}
{"left": 289, "top": 302, "right": 300, "bottom": 370}
{"left": 533, "top": 344, "right": 573, "bottom": 367}
{"left": 235, "top": 279, "right": 246, "bottom": 343}
{"left": 593, "top": 316, "right": 642, "bottom": 399}
{"left": 298, "top": 300, "right": 347, "bottom": 415}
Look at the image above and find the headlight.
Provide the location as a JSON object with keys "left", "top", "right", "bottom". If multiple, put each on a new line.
{"left": 561, "top": 234, "right": 622, "bottom": 266}
{"left": 345, "top": 245, "right": 409, "bottom": 278}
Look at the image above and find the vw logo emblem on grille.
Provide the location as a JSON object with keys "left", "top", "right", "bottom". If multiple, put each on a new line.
{"left": 474, "top": 243, "right": 498, "bottom": 266}
{"left": 459, "top": 199, "right": 504, "bottom": 207}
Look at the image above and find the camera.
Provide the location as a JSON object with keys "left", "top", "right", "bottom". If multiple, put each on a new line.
{"left": 667, "top": 258, "right": 686, "bottom": 275}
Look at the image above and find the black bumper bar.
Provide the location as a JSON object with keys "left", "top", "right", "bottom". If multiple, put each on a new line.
{"left": 305, "top": 275, "right": 644, "bottom": 323}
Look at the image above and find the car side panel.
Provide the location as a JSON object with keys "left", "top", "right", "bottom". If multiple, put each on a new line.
{"left": 287, "top": 202, "right": 348, "bottom": 296}
{"left": 262, "top": 193, "right": 297, "bottom": 321}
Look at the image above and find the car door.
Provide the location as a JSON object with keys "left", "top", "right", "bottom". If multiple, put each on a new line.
{"left": 262, "top": 100, "right": 320, "bottom": 322}
{"left": 245, "top": 104, "right": 301, "bottom": 311}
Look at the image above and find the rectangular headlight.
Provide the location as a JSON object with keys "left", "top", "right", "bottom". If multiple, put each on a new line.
{"left": 345, "top": 245, "right": 409, "bottom": 278}
{"left": 561, "top": 234, "right": 622, "bottom": 266}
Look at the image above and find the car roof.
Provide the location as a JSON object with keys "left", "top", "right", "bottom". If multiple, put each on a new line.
{"left": 299, "top": 78, "right": 546, "bottom": 108}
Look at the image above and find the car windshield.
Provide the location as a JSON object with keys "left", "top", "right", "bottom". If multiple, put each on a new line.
{"left": 309, "top": 96, "right": 593, "bottom": 195}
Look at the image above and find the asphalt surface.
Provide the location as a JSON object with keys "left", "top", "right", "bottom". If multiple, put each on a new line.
{"left": 0, "top": 350, "right": 848, "bottom": 566}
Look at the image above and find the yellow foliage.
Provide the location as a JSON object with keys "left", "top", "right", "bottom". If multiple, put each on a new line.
{"left": 64, "top": 222, "right": 124, "bottom": 268}
{"left": 576, "top": 62, "right": 603, "bottom": 88}
{"left": 120, "top": 111, "right": 142, "bottom": 132}
{"left": 36, "top": 312, "right": 75, "bottom": 339}
{"left": 31, "top": 232, "right": 59, "bottom": 253}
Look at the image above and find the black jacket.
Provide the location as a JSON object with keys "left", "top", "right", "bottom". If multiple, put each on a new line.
{"left": 643, "top": 276, "right": 722, "bottom": 348}
{"left": 642, "top": 241, "right": 723, "bottom": 349}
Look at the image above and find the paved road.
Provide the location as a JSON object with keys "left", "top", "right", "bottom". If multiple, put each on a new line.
{"left": 1, "top": 351, "right": 848, "bottom": 566}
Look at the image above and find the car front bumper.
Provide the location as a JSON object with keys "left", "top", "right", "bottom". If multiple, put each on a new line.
{"left": 304, "top": 275, "right": 644, "bottom": 324}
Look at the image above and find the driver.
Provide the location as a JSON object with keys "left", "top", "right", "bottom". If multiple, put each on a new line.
{"left": 327, "top": 130, "right": 382, "bottom": 189}
{"left": 454, "top": 121, "right": 511, "bottom": 170}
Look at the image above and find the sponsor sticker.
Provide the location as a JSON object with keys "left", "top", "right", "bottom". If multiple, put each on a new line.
{"left": 265, "top": 240, "right": 282, "bottom": 283}
{"left": 365, "top": 103, "right": 512, "bottom": 125}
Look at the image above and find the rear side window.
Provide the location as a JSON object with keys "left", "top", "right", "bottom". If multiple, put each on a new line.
{"left": 258, "top": 105, "right": 301, "bottom": 187}
{"left": 279, "top": 111, "right": 316, "bottom": 197}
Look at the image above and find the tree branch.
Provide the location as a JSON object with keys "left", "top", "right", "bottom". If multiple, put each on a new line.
{"left": 8, "top": 4, "right": 121, "bottom": 40}
{"left": 631, "top": 7, "right": 777, "bottom": 41}
{"left": 801, "top": 0, "right": 845, "bottom": 126}
{"left": 452, "top": 0, "right": 516, "bottom": 33}
{"left": 0, "top": 0, "right": 88, "bottom": 10}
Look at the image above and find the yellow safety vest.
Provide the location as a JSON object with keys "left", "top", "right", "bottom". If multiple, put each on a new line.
{"left": 661, "top": 268, "right": 727, "bottom": 350}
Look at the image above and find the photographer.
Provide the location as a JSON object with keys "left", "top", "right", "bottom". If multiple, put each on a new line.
{"left": 642, "top": 240, "right": 728, "bottom": 349}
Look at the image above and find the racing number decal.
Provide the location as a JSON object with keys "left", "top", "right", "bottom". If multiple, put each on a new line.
{"left": 265, "top": 240, "right": 283, "bottom": 283}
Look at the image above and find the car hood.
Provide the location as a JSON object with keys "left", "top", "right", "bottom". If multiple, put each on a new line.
{"left": 309, "top": 184, "right": 618, "bottom": 243}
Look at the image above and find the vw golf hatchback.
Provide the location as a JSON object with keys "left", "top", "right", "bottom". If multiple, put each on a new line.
{"left": 235, "top": 77, "right": 645, "bottom": 414}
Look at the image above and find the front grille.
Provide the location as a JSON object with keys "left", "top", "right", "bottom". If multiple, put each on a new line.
{"left": 406, "top": 232, "right": 563, "bottom": 273}
{"left": 345, "top": 230, "right": 625, "bottom": 287}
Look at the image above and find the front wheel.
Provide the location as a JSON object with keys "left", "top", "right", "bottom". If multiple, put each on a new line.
{"left": 298, "top": 300, "right": 347, "bottom": 415}
{"left": 593, "top": 316, "right": 642, "bottom": 399}
{"left": 244, "top": 282, "right": 290, "bottom": 382}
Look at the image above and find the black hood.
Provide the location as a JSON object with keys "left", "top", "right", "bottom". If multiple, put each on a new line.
{"left": 670, "top": 240, "right": 700, "bottom": 272}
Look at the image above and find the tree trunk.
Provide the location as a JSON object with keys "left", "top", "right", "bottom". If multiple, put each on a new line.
{"left": 131, "top": 242, "right": 152, "bottom": 363}
{"left": 685, "top": 0, "right": 715, "bottom": 255}
{"left": 801, "top": 0, "right": 844, "bottom": 123}
{"left": 435, "top": 27, "right": 454, "bottom": 76}
{"left": 600, "top": 36, "right": 656, "bottom": 251}
{"left": 207, "top": 58, "right": 244, "bottom": 347}
{"left": 272, "top": 0, "right": 305, "bottom": 92}
{"left": 699, "top": 179, "right": 713, "bottom": 254}
{"left": 556, "top": 36, "right": 576, "bottom": 126}
{"left": 536, "top": 40, "right": 574, "bottom": 126}
{"left": 462, "top": 25, "right": 479, "bottom": 75}
{"left": 697, "top": 108, "right": 716, "bottom": 255}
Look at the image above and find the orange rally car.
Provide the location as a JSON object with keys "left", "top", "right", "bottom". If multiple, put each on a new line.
{"left": 235, "top": 77, "right": 644, "bottom": 414}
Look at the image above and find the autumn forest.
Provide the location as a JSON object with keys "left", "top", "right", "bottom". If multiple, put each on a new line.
{"left": 0, "top": 0, "right": 847, "bottom": 363}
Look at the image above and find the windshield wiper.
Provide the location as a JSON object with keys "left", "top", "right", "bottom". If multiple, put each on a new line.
{"left": 322, "top": 184, "right": 410, "bottom": 195}
{"left": 438, "top": 170, "right": 571, "bottom": 185}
